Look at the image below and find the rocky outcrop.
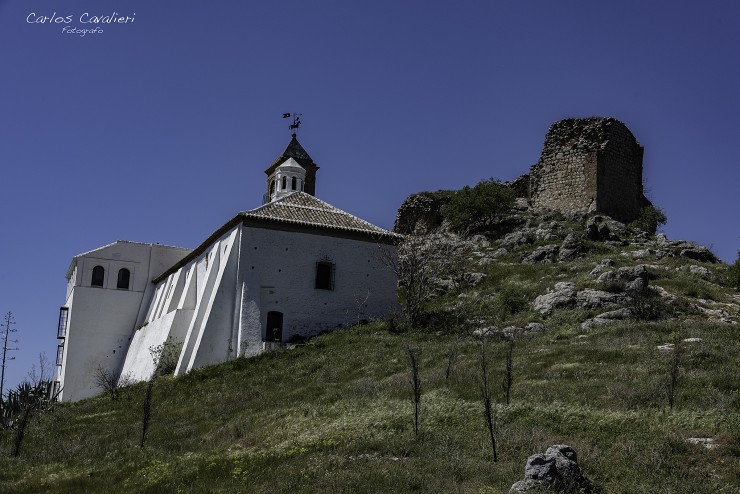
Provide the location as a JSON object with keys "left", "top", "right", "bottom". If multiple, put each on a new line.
{"left": 523, "top": 245, "right": 560, "bottom": 264}
{"left": 473, "top": 322, "right": 546, "bottom": 339}
{"left": 653, "top": 236, "right": 718, "bottom": 263}
{"left": 533, "top": 282, "right": 578, "bottom": 314}
{"left": 510, "top": 444, "right": 593, "bottom": 493}
{"left": 533, "top": 282, "right": 629, "bottom": 315}
{"left": 558, "top": 234, "right": 585, "bottom": 262}
{"left": 504, "top": 174, "right": 530, "bottom": 199}
{"left": 595, "top": 265, "right": 649, "bottom": 292}
{"left": 393, "top": 191, "right": 453, "bottom": 234}
{"left": 581, "top": 308, "right": 632, "bottom": 330}
{"left": 585, "top": 215, "right": 625, "bottom": 242}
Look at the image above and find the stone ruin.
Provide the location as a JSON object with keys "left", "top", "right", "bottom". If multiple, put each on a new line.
{"left": 527, "top": 117, "right": 651, "bottom": 223}
{"left": 394, "top": 117, "right": 652, "bottom": 233}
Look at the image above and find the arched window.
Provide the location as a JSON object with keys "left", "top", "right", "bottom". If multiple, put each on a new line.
{"left": 281, "top": 176, "right": 287, "bottom": 190}
{"left": 91, "top": 265, "right": 105, "bottom": 287}
{"left": 291, "top": 176, "right": 297, "bottom": 190}
{"left": 117, "top": 268, "right": 131, "bottom": 290}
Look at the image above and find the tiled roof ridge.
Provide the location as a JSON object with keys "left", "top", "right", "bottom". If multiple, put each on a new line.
{"left": 241, "top": 192, "right": 399, "bottom": 237}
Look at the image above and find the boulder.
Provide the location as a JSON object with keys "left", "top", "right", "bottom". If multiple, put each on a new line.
{"left": 575, "top": 289, "right": 626, "bottom": 310}
{"left": 523, "top": 322, "right": 546, "bottom": 334}
{"left": 589, "top": 258, "right": 615, "bottom": 276}
{"left": 470, "top": 234, "right": 491, "bottom": 248}
{"left": 523, "top": 244, "right": 560, "bottom": 263}
{"left": 535, "top": 283, "right": 628, "bottom": 315}
{"left": 502, "top": 230, "right": 533, "bottom": 248}
{"left": 680, "top": 247, "right": 717, "bottom": 263}
{"left": 688, "top": 265, "right": 711, "bottom": 277}
{"left": 534, "top": 221, "right": 563, "bottom": 241}
{"left": 533, "top": 282, "right": 577, "bottom": 314}
{"left": 596, "top": 265, "right": 649, "bottom": 292}
{"left": 510, "top": 444, "right": 593, "bottom": 493}
{"left": 581, "top": 308, "right": 631, "bottom": 330}
{"left": 585, "top": 215, "right": 624, "bottom": 242}
{"left": 558, "top": 234, "right": 585, "bottom": 262}
{"left": 653, "top": 239, "right": 718, "bottom": 263}
{"left": 624, "top": 277, "right": 646, "bottom": 292}
{"left": 621, "top": 249, "right": 653, "bottom": 259}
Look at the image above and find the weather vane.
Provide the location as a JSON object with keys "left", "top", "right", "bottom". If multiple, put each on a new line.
{"left": 282, "top": 112, "right": 302, "bottom": 135}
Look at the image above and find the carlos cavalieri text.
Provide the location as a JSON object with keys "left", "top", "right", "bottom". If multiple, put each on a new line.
{"left": 27, "top": 12, "right": 136, "bottom": 24}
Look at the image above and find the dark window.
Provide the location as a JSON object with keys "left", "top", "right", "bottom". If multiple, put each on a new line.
{"left": 117, "top": 268, "right": 131, "bottom": 290}
{"left": 269, "top": 180, "right": 275, "bottom": 195}
{"left": 265, "top": 311, "right": 283, "bottom": 342}
{"left": 315, "top": 262, "right": 335, "bottom": 290}
{"left": 91, "top": 265, "right": 105, "bottom": 287}
{"left": 281, "top": 176, "right": 287, "bottom": 190}
{"left": 57, "top": 307, "right": 68, "bottom": 339}
{"left": 56, "top": 344, "right": 64, "bottom": 366}
{"left": 291, "top": 176, "right": 297, "bottom": 190}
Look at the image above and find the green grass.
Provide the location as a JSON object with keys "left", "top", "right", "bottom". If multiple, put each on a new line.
{"left": 1, "top": 317, "right": 738, "bottom": 493}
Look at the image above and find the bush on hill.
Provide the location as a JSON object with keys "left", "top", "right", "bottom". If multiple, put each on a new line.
{"left": 631, "top": 205, "right": 667, "bottom": 234}
{"left": 441, "top": 178, "right": 515, "bottom": 233}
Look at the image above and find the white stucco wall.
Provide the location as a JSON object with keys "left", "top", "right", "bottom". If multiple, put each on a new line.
{"left": 235, "top": 225, "right": 398, "bottom": 352}
{"left": 120, "top": 222, "right": 398, "bottom": 382}
{"left": 58, "top": 241, "right": 191, "bottom": 401}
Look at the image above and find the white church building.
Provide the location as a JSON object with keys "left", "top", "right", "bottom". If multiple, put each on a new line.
{"left": 55, "top": 135, "right": 400, "bottom": 401}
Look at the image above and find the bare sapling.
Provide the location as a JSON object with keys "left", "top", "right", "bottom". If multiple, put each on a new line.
{"left": 479, "top": 339, "right": 497, "bottom": 462}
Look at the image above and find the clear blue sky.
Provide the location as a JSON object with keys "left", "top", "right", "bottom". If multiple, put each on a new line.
{"left": 1, "top": 0, "right": 738, "bottom": 392}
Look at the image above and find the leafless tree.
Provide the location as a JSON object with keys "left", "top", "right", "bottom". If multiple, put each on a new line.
{"left": 502, "top": 338, "right": 514, "bottom": 405}
{"left": 352, "top": 289, "right": 371, "bottom": 325}
{"left": 140, "top": 379, "right": 154, "bottom": 448}
{"left": 1, "top": 312, "right": 19, "bottom": 423}
{"left": 668, "top": 338, "right": 681, "bottom": 410}
{"left": 93, "top": 364, "right": 132, "bottom": 400}
{"left": 479, "top": 339, "right": 498, "bottom": 462}
{"left": 445, "top": 337, "right": 460, "bottom": 381}
{"left": 140, "top": 340, "right": 178, "bottom": 448}
{"left": 377, "top": 234, "right": 473, "bottom": 327}
{"left": 406, "top": 344, "right": 422, "bottom": 437}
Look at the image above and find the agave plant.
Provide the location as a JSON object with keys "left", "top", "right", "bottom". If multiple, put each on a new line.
{"left": 1, "top": 380, "right": 54, "bottom": 429}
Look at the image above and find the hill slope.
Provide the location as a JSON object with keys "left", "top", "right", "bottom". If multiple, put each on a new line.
{"left": 1, "top": 205, "right": 739, "bottom": 493}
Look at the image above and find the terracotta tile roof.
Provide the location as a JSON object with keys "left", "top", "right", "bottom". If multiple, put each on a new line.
{"left": 241, "top": 192, "right": 399, "bottom": 238}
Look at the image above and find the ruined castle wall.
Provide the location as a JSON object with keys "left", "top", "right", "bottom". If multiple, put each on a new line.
{"left": 530, "top": 150, "right": 597, "bottom": 214}
{"left": 529, "top": 118, "right": 604, "bottom": 214}
{"left": 595, "top": 124, "right": 645, "bottom": 223}
{"left": 528, "top": 117, "right": 647, "bottom": 223}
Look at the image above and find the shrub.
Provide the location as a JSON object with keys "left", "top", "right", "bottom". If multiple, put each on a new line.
{"left": 493, "top": 285, "right": 528, "bottom": 318}
{"left": 629, "top": 289, "right": 669, "bottom": 321}
{"left": 726, "top": 251, "right": 740, "bottom": 291}
{"left": 441, "top": 178, "right": 515, "bottom": 233}
{"left": 630, "top": 205, "right": 667, "bottom": 234}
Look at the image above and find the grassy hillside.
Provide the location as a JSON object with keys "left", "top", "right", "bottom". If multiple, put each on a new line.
{"left": 2, "top": 210, "right": 739, "bottom": 493}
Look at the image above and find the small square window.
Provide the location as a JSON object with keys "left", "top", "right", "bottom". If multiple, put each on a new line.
{"left": 315, "top": 262, "right": 335, "bottom": 290}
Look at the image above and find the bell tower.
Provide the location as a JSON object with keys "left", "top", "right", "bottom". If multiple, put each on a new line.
{"left": 264, "top": 133, "right": 319, "bottom": 203}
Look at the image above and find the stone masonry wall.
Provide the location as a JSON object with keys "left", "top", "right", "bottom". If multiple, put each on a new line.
{"left": 529, "top": 117, "right": 649, "bottom": 223}
{"left": 596, "top": 121, "right": 647, "bottom": 222}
